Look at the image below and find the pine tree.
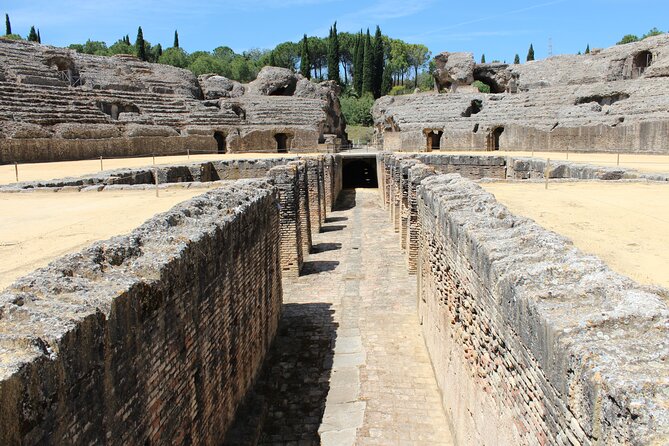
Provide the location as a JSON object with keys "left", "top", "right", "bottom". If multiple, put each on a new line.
{"left": 135, "top": 27, "right": 146, "bottom": 61}
{"left": 300, "top": 34, "right": 311, "bottom": 79}
{"left": 37, "top": 29, "right": 41, "bottom": 43}
{"left": 526, "top": 44, "right": 535, "bottom": 61}
{"left": 585, "top": 44, "right": 590, "bottom": 54}
{"left": 268, "top": 52, "right": 276, "bottom": 66}
{"left": 514, "top": 54, "right": 520, "bottom": 64}
{"left": 5, "top": 14, "right": 10, "bottom": 35}
{"left": 354, "top": 31, "right": 364, "bottom": 96}
{"left": 327, "top": 22, "right": 341, "bottom": 84}
{"left": 481, "top": 54, "right": 486, "bottom": 63}
{"left": 174, "top": 30, "right": 179, "bottom": 48}
{"left": 27, "top": 26, "right": 38, "bottom": 42}
{"left": 372, "top": 25, "right": 384, "bottom": 98}
{"left": 362, "top": 29, "right": 373, "bottom": 95}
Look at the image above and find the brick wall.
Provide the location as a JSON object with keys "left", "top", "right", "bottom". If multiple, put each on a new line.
{"left": 269, "top": 165, "right": 304, "bottom": 279}
{"left": 415, "top": 175, "right": 669, "bottom": 445}
{"left": 0, "top": 180, "right": 283, "bottom": 445}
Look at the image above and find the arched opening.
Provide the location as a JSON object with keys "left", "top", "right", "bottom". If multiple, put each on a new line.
{"left": 487, "top": 127, "right": 504, "bottom": 151}
{"left": 45, "top": 56, "right": 81, "bottom": 87}
{"left": 275, "top": 133, "right": 288, "bottom": 153}
{"left": 96, "top": 101, "right": 140, "bottom": 120}
{"left": 426, "top": 130, "right": 443, "bottom": 151}
{"left": 214, "top": 132, "right": 227, "bottom": 154}
{"left": 632, "top": 51, "right": 652, "bottom": 78}
{"left": 342, "top": 157, "right": 378, "bottom": 188}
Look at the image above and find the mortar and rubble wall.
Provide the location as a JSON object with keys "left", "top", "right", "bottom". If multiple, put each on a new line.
{"left": 373, "top": 34, "right": 669, "bottom": 154}
{"left": 0, "top": 39, "right": 348, "bottom": 163}
{"left": 0, "top": 153, "right": 341, "bottom": 444}
{"left": 379, "top": 153, "right": 669, "bottom": 445}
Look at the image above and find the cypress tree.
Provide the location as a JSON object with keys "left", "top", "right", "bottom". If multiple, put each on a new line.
{"left": 174, "top": 30, "right": 179, "bottom": 48}
{"left": 327, "top": 22, "right": 341, "bottom": 84}
{"left": 526, "top": 44, "right": 535, "bottom": 61}
{"left": 585, "top": 44, "right": 590, "bottom": 54}
{"left": 514, "top": 54, "right": 520, "bottom": 64}
{"left": 125, "top": 35, "right": 130, "bottom": 45}
{"left": 300, "top": 34, "right": 311, "bottom": 79}
{"left": 354, "top": 31, "right": 364, "bottom": 96}
{"left": 481, "top": 54, "right": 486, "bottom": 63}
{"left": 372, "top": 25, "right": 384, "bottom": 98}
{"left": 28, "top": 26, "right": 38, "bottom": 42}
{"left": 381, "top": 63, "right": 392, "bottom": 96}
{"left": 37, "top": 29, "right": 41, "bottom": 44}
{"left": 362, "top": 29, "right": 373, "bottom": 95}
{"left": 136, "top": 27, "right": 146, "bottom": 61}
{"left": 5, "top": 14, "right": 11, "bottom": 35}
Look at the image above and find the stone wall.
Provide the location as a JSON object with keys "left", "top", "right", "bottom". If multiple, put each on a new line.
{"left": 373, "top": 35, "right": 669, "bottom": 154}
{"left": 0, "top": 40, "right": 348, "bottom": 163}
{"left": 269, "top": 164, "right": 304, "bottom": 279}
{"left": 415, "top": 175, "right": 669, "bottom": 445}
{"left": 378, "top": 153, "right": 669, "bottom": 445}
{"left": 0, "top": 180, "right": 284, "bottom": 445}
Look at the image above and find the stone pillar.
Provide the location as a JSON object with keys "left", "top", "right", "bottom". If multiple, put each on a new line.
{"left": 399, "top": 159, "right": 419, "bottom": 250}
{"left": 407, "top": 163, "right": 435, "bottom": 274}
{"left": 268, "top": 164, "right": 303, "bottom": 278}
{"left": 289, "top": 160, "right": 312, "bottom": 255}
{"left": 323, "top": 156, "right": 334, "bottom": 212}
{"left": 319, "top": 157, "right": 327, "bottom": 224}
{"left": 306, "top": 158, "right": 322, "bottom": 234}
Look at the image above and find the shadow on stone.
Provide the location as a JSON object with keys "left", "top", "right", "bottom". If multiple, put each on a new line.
{"left": 334, "top": 189, "right": 357, "bottom": 211}
{"left": 321, "top": 225, "right": 346, "bottom": 233}
{"left": 300, "top": 260, "right": 340, "bottom": 275}
{"left": 312, "top": 242, "right": 342, "bottom": 253}
{"left": 223, "top": 303, "right": 337, "bottom": 445}
{"left": 325, "top": 216, "right": 348, "bottom": 223}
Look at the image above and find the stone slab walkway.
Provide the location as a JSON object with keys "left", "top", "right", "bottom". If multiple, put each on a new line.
{"left": 225, "top": 188, "right": 453, "bottom": 445}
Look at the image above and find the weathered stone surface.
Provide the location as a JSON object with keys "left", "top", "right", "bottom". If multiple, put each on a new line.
{"left": 0, "top": 40, "right": 348, "bottom": 162}
{"left": 198, "top": 73, "right": 245, "bottom": 99}
{"left": 0, "top": 179, "right": 283, "bottom": 445}
{"left": 433, "top": 52, "right": 475, "bottom": 91}
{"left": 375, "top": 34, "right": 669, "bottom": 153}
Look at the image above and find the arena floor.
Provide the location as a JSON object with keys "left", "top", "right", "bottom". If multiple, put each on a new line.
{"left": 481, "top": 181, "right": 669, "bottom": 289}
{"left": 0, "top": 186, "right": 214, "bottom": 290}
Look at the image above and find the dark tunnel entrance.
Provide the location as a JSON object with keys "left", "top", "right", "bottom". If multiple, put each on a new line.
{"left": 342, "top": 156, "right": 378, "bottom": 189}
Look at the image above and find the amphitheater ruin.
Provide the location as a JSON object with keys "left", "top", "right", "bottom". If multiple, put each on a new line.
{"left": 0, "top": 35, "right": 668, "bottom": 446}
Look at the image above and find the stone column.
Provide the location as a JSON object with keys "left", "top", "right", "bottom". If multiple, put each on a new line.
{"left": 268, "top": 164, "right": 303, "bottom": 278}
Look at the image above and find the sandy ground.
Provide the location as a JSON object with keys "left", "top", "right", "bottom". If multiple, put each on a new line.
{"left": 0, "top": 153, "right": 301, "bottom": 185}
{"left": 481, "top": 181, "right": 669, "bottom": 289}
{"left": 0, "top": 187, "right": 214, "bottom": 290}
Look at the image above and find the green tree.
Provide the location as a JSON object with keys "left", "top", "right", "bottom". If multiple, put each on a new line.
{"left": 372, "top": 25, "right": 384, "bottom": 97}
{"left": 617, "top": 34, "right": 639, "bottom": 45}
{"left": 338, "top": 31, "right": 356, "bottom": 85}
{"left": 353, "top": 31, "right": 364, "bottom": 95}
{"left": 109, "top": 38, "right": 134, "bottom": 55}
{"left": 300, "top": 34, "right": 311, "bottom": 79}
{"left": 643, "top": 27, "right": 664, "bottom": 39}
{"left": 152, "top": 43, "right": 162, "bottom": 61}
{"left": 514, "top": 54, "right": 520, "bottom": 64}
{"left": 481, "top": 54, "right": 486, "bottom": 63}
{"left": 381, "top": 63, "right": 393, "bottom": 96}
{"left": 340, "top": 93, "right": 375, "bottom": 126}
{"left": 5, "top": 14, "right": 10, "bottom": 35}
{"left": 124, "top": 35, "right": 130, "bottom": 45}
{"left": 159, "top": 47, "right": 189, "bottom": 68}
{"left": 327, "top": 22, "right": 341, "bottom": 84}
{"left": 585, "top": 44, "right": 590, "bottom": 54}
{"left": 135, "top": 27, "right": 146, "bottom": 61}
{"left": 173, "top": 30, "right": 179, "bottom": 48}
{"left": 362, "top": 29, "right": 373, "bottom": 95}
{"left": 27, "top": 26, "right": 38, "bottom": 42}
{"left": 526, "top": 43, "right": 534, "bottom": 61}
{"left": 37, "top": 29, "right": 41, "bottom": 43}
{"left": 407, "top": 43, "right": 430, "bottom": 89}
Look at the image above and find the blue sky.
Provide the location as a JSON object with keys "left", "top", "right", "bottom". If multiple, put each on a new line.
{"left": 4, "top": 0, "right": 669, "bottom": 62}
